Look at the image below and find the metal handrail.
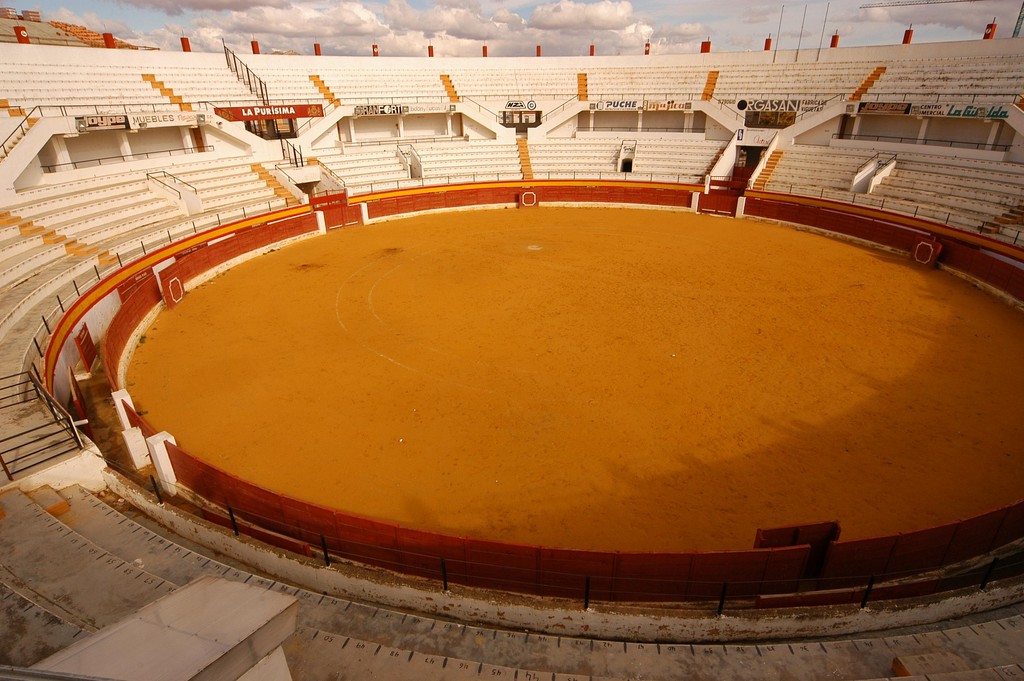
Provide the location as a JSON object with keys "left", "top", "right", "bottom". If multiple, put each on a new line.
{"left": 146, "top": 171, "right": 198, "bottom": 199}
{"left": 29, "top": 369, "right": 83, "bottom": 450}
{"left": 223, "top": 42, "right": 269, "bottom": 105}
{"left": 40, "top": 145, "right": 212, "bottom": 173}
{"left": 280, "top": 139, "right": 304, "bottom": 168}
{"left": 295, "top": 99, "right": 337, "bottom": 136}
{"left": 0, "top": 105, "right": 41, "bottom": 161}
{"left": 833, "top": 132, "right": 1011, "bottom": 152}
{"left": 541, "top": 95, "right": 580, "bottom": 122}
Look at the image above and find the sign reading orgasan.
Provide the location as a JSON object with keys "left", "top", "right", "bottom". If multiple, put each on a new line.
{"left": 737, "top": 99, "right": 827, "bottom": 113}
{"left": 214, "top": 104, "right": 325, "bottom": 122}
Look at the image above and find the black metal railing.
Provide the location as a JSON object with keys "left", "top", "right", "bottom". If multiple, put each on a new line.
{"left": 0, "top": 372, "right": 34, "bottom": 409}
{"left": 833, "top": 132, "right": 1011, "bottom": 152}
{"left": 280, "top": 139, "right": 304, "bottom": 167}
{"left": 223, "top": 42, "right": 269, "bottom": 105}
{"left": 108, "top": 451, "right": 1024, "bottom": 610}
{"left": 146, "top": 170, "right": 198, "bottom": 199}
{"left": 0, "top": 370, "right": 82, "bottom": 480}
{"left": 40, "top": 145, "right": 211, "bottom": 173}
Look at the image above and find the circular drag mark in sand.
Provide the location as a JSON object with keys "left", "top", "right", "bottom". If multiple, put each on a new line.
{"left": 127, "top": 208, "right": 1024, "bottom": 551}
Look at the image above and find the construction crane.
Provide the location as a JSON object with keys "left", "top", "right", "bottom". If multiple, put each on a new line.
{"left": 860, "top": 0, "right": 1024, "bottom": 38}
{"left": 860, "top": 0, "right": 980, "bottom": 7}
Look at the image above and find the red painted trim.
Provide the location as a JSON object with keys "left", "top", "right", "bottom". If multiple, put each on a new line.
{"left": 43, "top": 205, "right": 311, "bottom": 391}
{"left": 348, "top": 179, "right": 704, "bottom": 204}
{"left": 746, "top": 190, "right": 1024, "bottom": 260}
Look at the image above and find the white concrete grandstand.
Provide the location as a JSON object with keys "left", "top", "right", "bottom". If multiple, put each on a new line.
{"left": 1, "top": 27, "right": 1024, "bottom": 681}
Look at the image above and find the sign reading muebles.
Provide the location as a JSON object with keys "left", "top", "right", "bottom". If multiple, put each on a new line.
{"left": 214, "top": 104, "right": 325, "bottom": 122}
{"left": 75, "top": 112, "right": 207, "bottom": 131}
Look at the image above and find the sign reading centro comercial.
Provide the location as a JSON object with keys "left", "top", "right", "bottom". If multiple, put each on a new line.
{"left": 858, "top": 102, "right": 1010, "bottom": 118}
{"left": 214, "top": 104, "right": 325, "bottom": 122}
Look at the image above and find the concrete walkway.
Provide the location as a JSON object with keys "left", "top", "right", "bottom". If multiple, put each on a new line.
{"left": 1, "top": 483, "right": 1023, "bottom": 680}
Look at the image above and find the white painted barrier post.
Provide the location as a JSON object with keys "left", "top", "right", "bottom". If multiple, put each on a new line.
{"left": 146, "top": 432, "right": 178, "bottom": 497}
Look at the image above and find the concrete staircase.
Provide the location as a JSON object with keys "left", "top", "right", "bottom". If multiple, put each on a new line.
{"left": 309, "top": 74, "right": 340, "bottom": 107}
{"left": 1, "top": 115, "right": 38, "bottom": 160}
{"left": 0, "top": 99, "right": 26, "bottom": 118}
{"left": 0, "top": 211, "right": 41, "bottom": 235}
{"left": 577, "top": 72, "right": 589, "bottom": 101}
{"left": 37, "top": 227, "right": 100, "bottom": 258}
{"left": 1, "top": 483, "right": 1023, "bottom": 679}
{"left": 850, "top": 66, "right": 886, "bottom": 102}
{"left": 440, "top": 74, "right": 460, "bottom": 103}
{"left": 752, "top": 150, "right": 784, "bottom": 190}
{"left": 516, "top": 138, "right": 533, "bottom": 180}
{"left": 142, "top": 73, "right": 192, "bottom": 112}
{"left": 701, "top": 70, "right": 719, "bottom": 101}
{"left": 33, "top": 575, "right": 298, "bottom": 681}
{"left": 252, "top": 164, "right": 300, "bottom": 207}
{"left": 985, "top": 202, "right": 1024, "bottom": 235}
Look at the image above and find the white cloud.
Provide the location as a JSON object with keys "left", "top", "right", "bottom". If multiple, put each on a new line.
{"left": 44, "top": 0, "right": 1023, "bottom": 58}
{"left": 116, "top": 0, "right": 289, "bottom": 16}
{"left": 529, "top": 0, "right": 634, "bottom": 31}
{"left": 840, "top": 0, "right": 1017, "bottom": 35}
{"left": 48, "top": 8, "right": 136, "bottom": 36}
{"left": 384, "top": 0, "right": 510, "bottom": 39}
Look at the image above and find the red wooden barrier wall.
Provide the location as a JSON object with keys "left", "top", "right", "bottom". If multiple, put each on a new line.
{"left": 91, "top": 185, "right": 1024, "bottom": 604}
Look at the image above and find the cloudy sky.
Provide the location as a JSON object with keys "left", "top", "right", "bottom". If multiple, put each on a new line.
{"left": 38, "top": 0, "right": 1022, "bottom": 56}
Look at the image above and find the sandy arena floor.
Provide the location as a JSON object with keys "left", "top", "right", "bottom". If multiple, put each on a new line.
{"left": 126, "top": 207, "right": 1024, "bottom": 552}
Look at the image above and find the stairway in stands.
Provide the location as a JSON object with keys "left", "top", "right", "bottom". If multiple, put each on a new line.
{"left": 1, "top": 114, "right": 38, "bottom": 161}
{"left": 0, "top": 210, "right": 39, "bottom": 235}
{"left": 142, "top": 74, "right": 192, "bottom": 112}
{"left": 516, "top": 139, "right": 533, "bottom": 180}
{"left": 577, "top": 73, "right": 589, "bottom": 101}
{"left": 986, "top": 201, "right": 1024, "bottom": 235}
{"left": 701, "top": 71, "right": 719, "bottom": 101}
{"left": 253, "top": 164, "right": 300, "bottom": 207}
{"left": 2, "top": 483, "right": 1024, "bottom": 679}
{"left": 752, "top": 150, "right": 784, "bottom": 190}
{"left": 440, "top": 74, "right": 460, "bottom": 103}
{"left": 850, "top": 66, "right": 886, "bottom": 102}
{"left": 310, "top": 74, "right": 340, "bottom": 107}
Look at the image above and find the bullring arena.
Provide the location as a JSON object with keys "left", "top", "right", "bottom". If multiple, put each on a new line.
{"left": 1, "top": 13, "right": 1024, "bottom": 681}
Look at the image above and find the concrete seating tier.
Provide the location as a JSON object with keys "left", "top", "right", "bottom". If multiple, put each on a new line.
{"left": 865, "top": 56, "right": 1024, "bottom": 101}
{"left": 711, "top": 62, "right": 874, "bottom": 99}
{"left": 529, "top": 139, "right": 623, "bottom": 176}
{"left": 446, "top": 68, "right": 580, "bottom": 100}
{"left": 413, "top": 140, "right": 521, "bottom": 177}
{"left": 315, "top": 146, "right": 411, "bottom": 192}
{"left": 632, "top": 139, "right": 726, "bottom": 178}
{"left": 247, "top": 60, "right": 449, "bottom": 103}
{"left": 144, "top": 67, "right": 256, "bottom": 105}
{"left": 585, "top": 65, "right": 708, "bottom": 99}
{"left": 2, "top": 483, "right": 1023, "bottom": 679}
